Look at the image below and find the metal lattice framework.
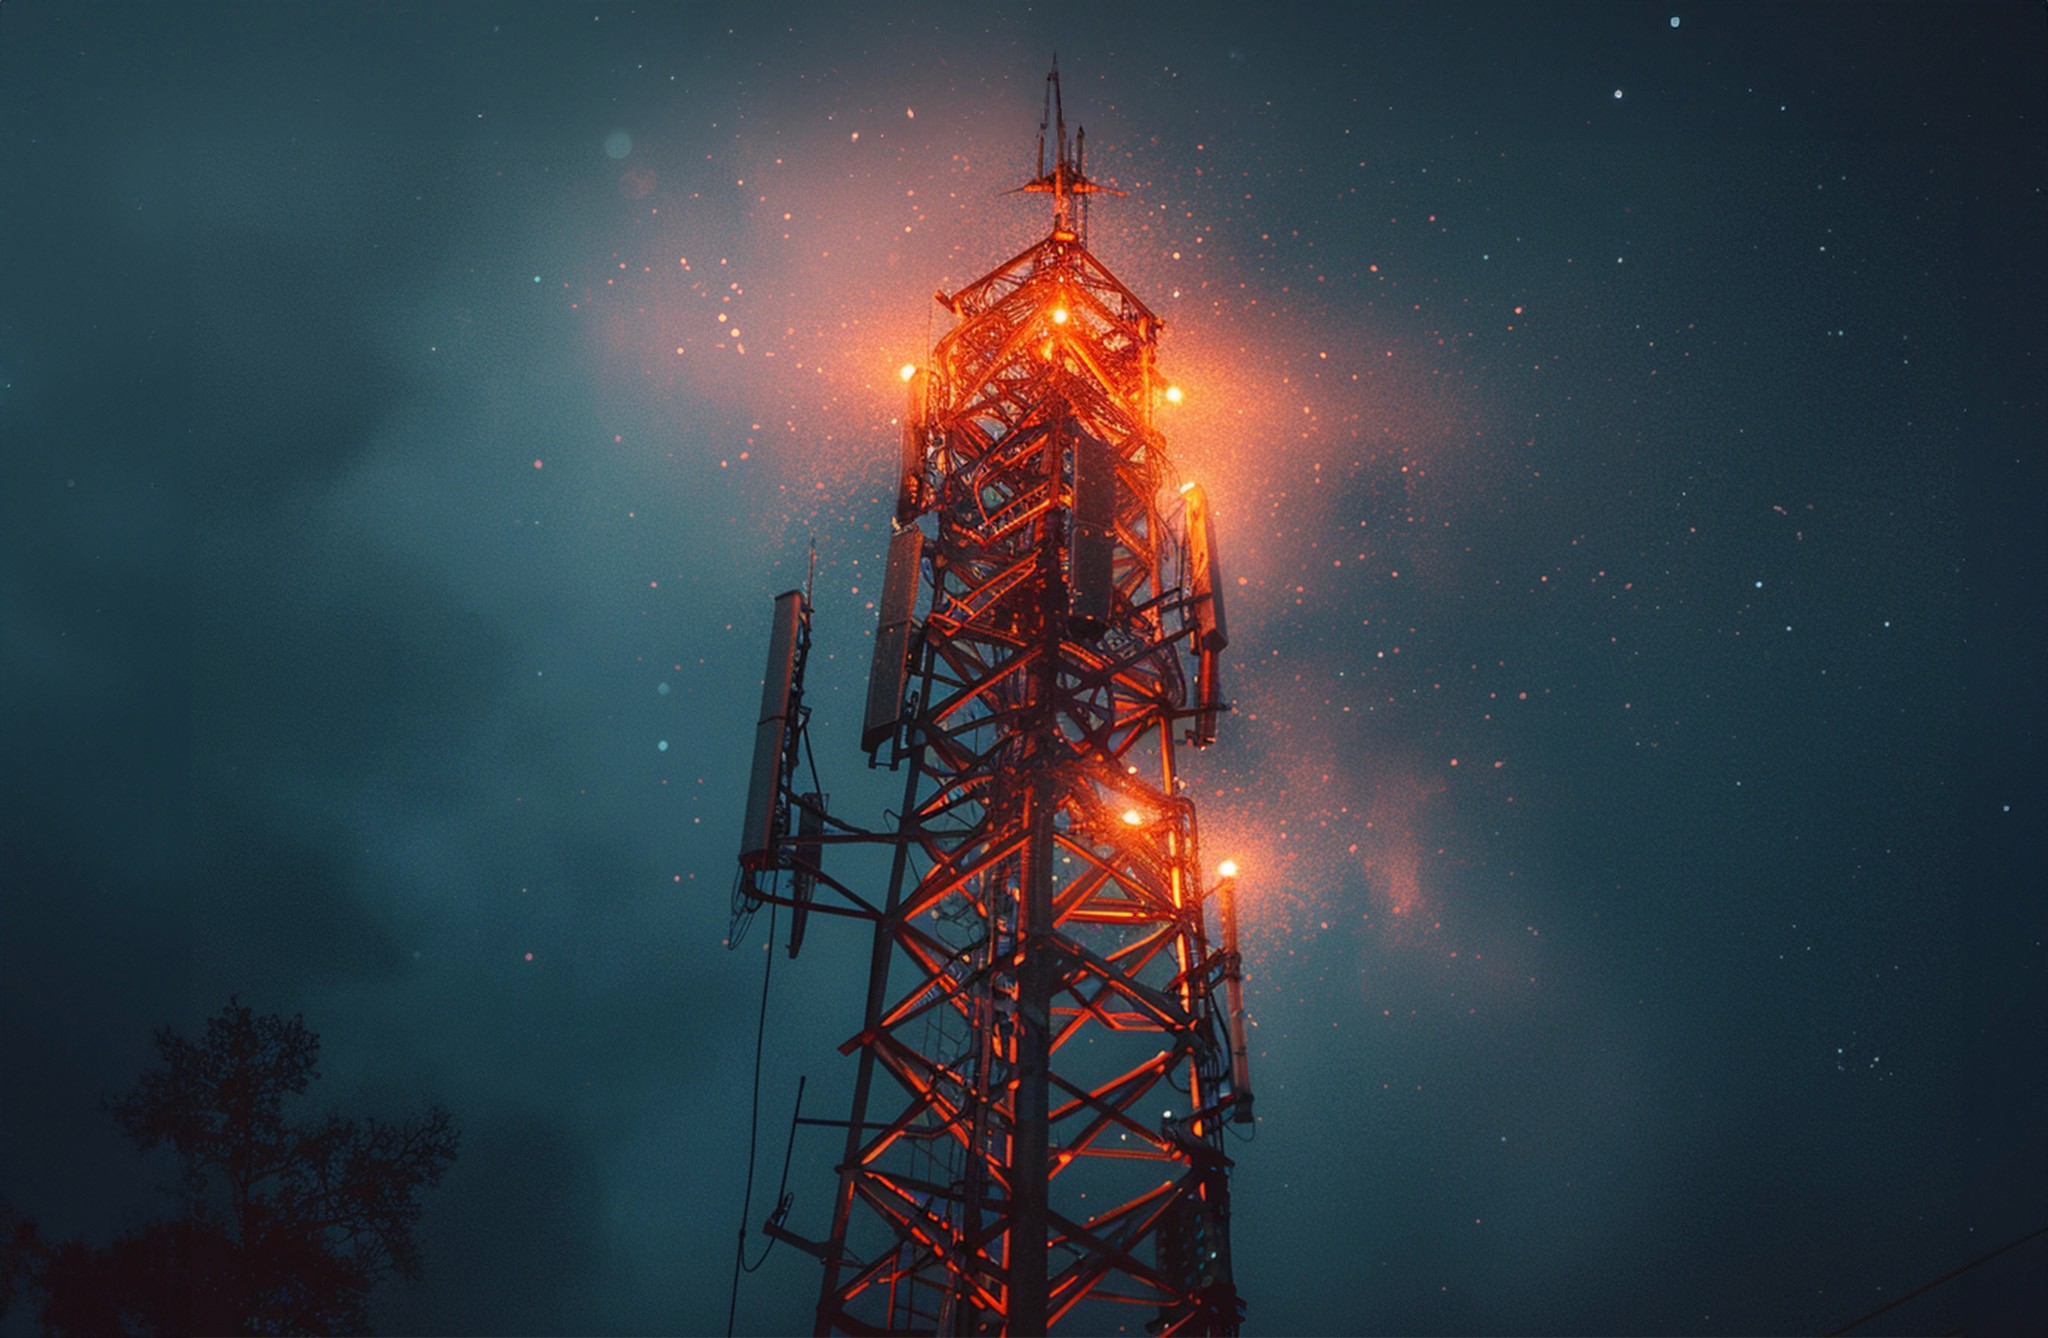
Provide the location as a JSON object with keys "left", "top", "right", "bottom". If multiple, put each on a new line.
{"left": 738, "top": 66, "right": 1250, "bottom": 1337}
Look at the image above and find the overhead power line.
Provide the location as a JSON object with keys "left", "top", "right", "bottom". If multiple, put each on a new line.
{"left": 1825, "top": 1222, "right": 2048, "bottom": 1336}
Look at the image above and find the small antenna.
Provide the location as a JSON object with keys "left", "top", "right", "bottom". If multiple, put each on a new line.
{"left": 1037, "top": 55, "right": 1056, "bottom": 178}
{"left": 1015, "top": 55, "right": 1126, "bottom": 236}
{"left": 1075, "top": 124, "right": 1088, "bottom": 242}
{"left": 1051, "top": 56, "right": 1068, "bottom": 167}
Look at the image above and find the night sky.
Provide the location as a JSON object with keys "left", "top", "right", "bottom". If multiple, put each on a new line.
{"left": 4, "top": 3, "right": 2044, "bottom": 1334}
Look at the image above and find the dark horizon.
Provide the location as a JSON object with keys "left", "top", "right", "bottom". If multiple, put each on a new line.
{"left": 3, "top": 2, "right": 2043, "bottom": 1333}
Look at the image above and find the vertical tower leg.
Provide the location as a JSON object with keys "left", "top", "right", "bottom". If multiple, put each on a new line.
{"left": 1010, "top": 761, "right": 1054, "bottom": 1335}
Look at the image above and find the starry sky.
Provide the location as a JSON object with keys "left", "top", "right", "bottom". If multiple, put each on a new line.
{"left": 3, "top": 3, "right": 2044, "bottom": 1334}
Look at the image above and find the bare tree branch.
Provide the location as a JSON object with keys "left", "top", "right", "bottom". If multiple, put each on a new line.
{"left": 16, "top": 1001, "right": 458, "bottom": 1336}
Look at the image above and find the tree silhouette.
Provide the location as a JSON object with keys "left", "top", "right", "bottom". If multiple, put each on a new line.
{"left": 4, "top": 999, "right": 458, "bottom": 1336}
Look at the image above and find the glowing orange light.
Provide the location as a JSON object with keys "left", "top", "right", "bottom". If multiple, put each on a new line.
{"left": 1121, "top": 809, "right": 1143, "bottom": 826}
{"left": 1164, "top": 385, "right": 1184, "bottom": 404}
{"left": 899, "top": 363, "right": 918, "bottom": 382}
{"left": 1218, "top": 860, "right": 1239, "bottom": 879}
{"left": 1177, "top": 481, "right": 1196, "bottom": 494}
{"left": 1052, "top": 306, "right": 1070, "bottom": 325}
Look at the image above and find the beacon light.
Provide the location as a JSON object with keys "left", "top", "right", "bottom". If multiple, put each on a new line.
{"left": 1121, "top": 809, "right": 1144, "bottom": 826}
{"left": 1052, "top": 306, "right": 1070, "bottom": 324}
{"left": 899, "top": 363, "right": 918, "bottom": 382}
{"left": 1164, "top": 385, "right": 1184, "bottom": 404}
{"left": 1218, "top": 859, "right": 1238, "bottom": 879}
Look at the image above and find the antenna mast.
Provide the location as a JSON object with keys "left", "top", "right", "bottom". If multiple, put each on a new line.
{"left": 731, "top": 60, "right": 1252, "bottom": 1337}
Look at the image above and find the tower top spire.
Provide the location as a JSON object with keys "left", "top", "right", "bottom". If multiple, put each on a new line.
{"left": 1020, "top": 56, "right": 1122, "bottom": 241}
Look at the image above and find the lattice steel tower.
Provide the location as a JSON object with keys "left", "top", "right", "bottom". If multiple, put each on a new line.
{"left": 734, "top": 64, "right": 1253, "bottom": 1336}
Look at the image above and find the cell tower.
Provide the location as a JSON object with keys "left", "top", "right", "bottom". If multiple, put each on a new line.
{"left": 732, "top": 62, "right": 1254, "bottom": 1336}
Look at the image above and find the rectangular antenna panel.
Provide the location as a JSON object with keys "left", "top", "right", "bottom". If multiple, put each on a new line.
{"left": 1185, "top": 484, "right": 1230, "bottom": 652}
{"left": 1068, "top": 422, "right": 1118, "bottom": 638}
{"left": 788, "top": 793, "right": 825, "bottom": 958}
{"left": 1217, "top": 874, "right": 1255, "bottom": 1123}
{"left": 862, "top": 526, "right": 924, "bottom": 754}
{"left": 896, "top": 371, "right": 927, "bottom": 522}
{"left": 1191, "top": 646, "right": 1223, "bottom": 749}
{"left": 738, "top": 590, "right": 804, "bottom": 870}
